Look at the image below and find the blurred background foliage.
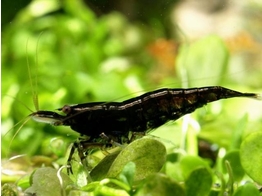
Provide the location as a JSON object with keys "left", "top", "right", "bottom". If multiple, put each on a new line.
{"left": 1, "top": 0, "right": 262, "bottom": 194}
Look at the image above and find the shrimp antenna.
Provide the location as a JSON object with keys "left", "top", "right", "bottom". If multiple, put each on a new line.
{"left": 26, "top": 32, "right": 44, "bottom": 112}
{"left": 5, "top": 95, "right": 34, "bottom": 113}
{"left": 5, "top": 116, "right": 31, "bottom": 157}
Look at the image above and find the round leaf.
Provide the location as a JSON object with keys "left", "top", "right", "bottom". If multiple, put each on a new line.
{"left": 222, "top": 150, "right": 245, "bottom": 182}
{"left": 185, "top": 167, "right": 212, "bottom": 196}
{"left": 107, "top": 138, "right": 166, "bottom": 182}
{"left": 240, "top": 132, "right": 262, "bottom": 184}
{"left": 180, "top": 155, "right": 211, "bottom": 179}
{"left": 90, "top": 150, "right": 121, "bottom": 181}
{"left": 233, "top": 183, "right": 260, "bottom": 196}
{"left": 24, "top": 167, "right": 73, "bottom": 196}
{"left": 135, "top": 173, "right": 185, "bottom": 196}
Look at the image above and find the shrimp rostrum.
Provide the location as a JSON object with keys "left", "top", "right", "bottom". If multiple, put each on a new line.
{"left": 30, "top": 86, "right": 260, "bottom": 174}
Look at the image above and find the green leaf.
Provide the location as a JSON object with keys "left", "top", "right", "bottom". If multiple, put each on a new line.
{"left": 16, "top": 174, "right": 31, "bottom": 190}
{"left": 180, "top": 155, "right": 211, "bottom": 179}
{"left": 185, "top": 167, "right": 212, "bottom": 196}
{"left": 222, "top": 150, "right": 245, "bottom": 182}
{"left": 94, "top": 185, "right": 129, "bottom": 196}
{"left": 81, "top": 181, "right": 100, "bottom": 192}
{"left": 90, "top": 150, "right": 121, "bottom": 181}
{"left": 240, "top": 131, "right": 262, "bottom": 184}
{"left": 82, "top": 179, "right": 129, "bottom": 195}
{"left": 165, "top": 162, "right": 184, "bottom": 182}
{"left": 233, "top": 183, "right": 260, "bottom": 196}
{"left": 24, "top": 167, "right": 73, "bottom": 196}
{"left": 118, "top": 162, "right": 136, "bottom": 187}
{"left": 107, "top": 138, "right": 166, "bottom": 182}
{"left": 229, "top": 115, "right": 248, "bottom": 150}
{"left": 135, "top": 173, "right": 185, "bottom": 196}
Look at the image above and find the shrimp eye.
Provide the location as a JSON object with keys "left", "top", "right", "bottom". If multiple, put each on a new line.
{"left": 62, "top": 105, "right": 71, "bottom": 114}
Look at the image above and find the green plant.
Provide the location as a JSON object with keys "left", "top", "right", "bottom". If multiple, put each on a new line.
{"left": 2, "top": 0, "right": 262, "bottom": 195}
